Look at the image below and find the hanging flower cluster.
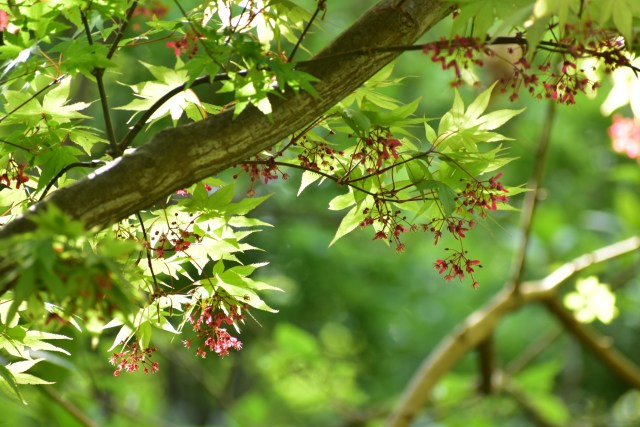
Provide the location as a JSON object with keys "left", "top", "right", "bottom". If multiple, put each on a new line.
{"left": 109, "top": 342, "right": 159, "bottom": 376}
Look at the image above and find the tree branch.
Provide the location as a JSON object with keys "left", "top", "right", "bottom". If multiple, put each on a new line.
{"left": 81, "top": 9, "right": 117, "bottom": 155}
{"left": 39, "top": 160, "right": 105, "bottom": 201}
{"left": 116, "top": 74, "right": 214, "bottom": 152}
{"left": 502, "top": 381, "right": 563, "bottom": 427}
{"left": 305, "top": 36, "right": 640, "bottom": 74}
{"left": 39, "top": 386, "right": 98, "bottom": 427}
{"left": 0, "top": 75, "right": 65, "bottom": 124}
{"left": 543, "top": 297, "right": 640, "bottom": 389}
{"left": 0, "top": 0, "right": 454, "bottom": 240}
{"left": 107, "top": 0, "right": 138, "bottom": 60}
{"left": 505, "top": 328, "right": 562, "bottom": 376}
{"left": 476, "top": 334, "right": 496, "bottom": 394}
{"left": 508, "top": 102, "right": 556, "bottom": 288}
{"left": 288, "top": 0, "right": 325, "bottom": 61}
{"left": 387, "top": 235, "right": 640, "bottom": 427}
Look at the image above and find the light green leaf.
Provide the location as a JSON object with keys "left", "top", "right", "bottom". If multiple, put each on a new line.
{"left": 329, "top": 205, "right": 365, "bottom": 247}
{"left": 42, "top": 79, "right": 91, "bottom": 122}
{"left": 466, "top": 82, "right": 498, "bottom": 121}
{"left": 341, "top": 108, "right": 371, "bottom": 135}
{"left": 0, "top": 363, "right": 23, "bottom": 403}
{"left": 36, "top": 146, "right": 84, "bottom": 192}
{"left": 451, "top": 89, "right": 465, "bottom": 119}
{"left": 474, "top": 108, "right": 525, "bottom": 131}
{"left": 225, "top": 194, "right": 271, "bottom": 215}
{"left": 298, "top": 170, "right": 322, "bottom": 196}
{"left": 612, "top": 0, "right": 633, "bottom": 43}
{"left": 216, "top": 276, "right": 278, "bottom": 313}
{"left": 436, "top": 182, "right": 457, "bottom": 216}
{"left": 23, "top": 331, "right": 71, "bottom": 355}
{"left": 255, "top": 96, "right": 272, "bottom": 116}
{"left": 405, "top": 159, "right": 432, "bottom": 185}
{"left": 424, "top": 122, "right": 437, "bottom": 143}
{"left": 363, "top": 98, "right": 421, "bottom": 127}
{"left": 13, "top": 373, "right": 54, "bottom": 385}
{"left": 7, "top": 359, "right": 44, "bottom": 374}
{"left": 138, "top": 321, "right": 152, "bottom": 349}
{"left": 328, "top": 191, "right": 356, "bottom": 211}
{"left": 108, "top": 324, "right": 133, "bottom": 352}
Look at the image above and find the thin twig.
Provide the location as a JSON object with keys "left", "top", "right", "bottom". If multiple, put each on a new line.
{"left": 509, "top": 102, "right": 556, "bottom": 289}
{"left": 303, "top": 37, "right": 640, "bottom": 74}
{"left": 0, "top": 75, "right": 65, "bottom": 124}
{"left": 136, "top": 212, "right": 159, "bottom": 290}
{"left": 0, "top": 138, "right": 34, "bottom": 153}
{"left": 81, "top": 9, "right": 118, "bottom": 156}
{"left": 505, "top": 328, "right": 562, "bottom": 376}
{"left": 107, "top": 0, "right": 138, "bottom": 60}
{"left": 502, "top": 381, "right": 563, "bottom": 427}
{"left": 288, "top": 0, "right": 325, "bottom": 62}
{"left": 39, "top": 386, "right": 98, "bottom": 427}
{"left": 94, "top": 71, "right": 117, "bottom": 155}
{"left": 521, "top": 236, "right": 640, "bottom": 295}
{"left": 116, "top": 72, "right": 236, "bottom": 152}
{"left": 80, "top": 7, "right": 94, "bottom": 45}
{"left": 39, "top": 160, "right": 105, "bottom": 201}
{"left": 241, "top": 158, "right": 437, "bottom": 203}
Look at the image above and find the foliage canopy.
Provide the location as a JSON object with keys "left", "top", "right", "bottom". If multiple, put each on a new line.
{"left": 0, "top": 0, "right": 639, "bottom": 425}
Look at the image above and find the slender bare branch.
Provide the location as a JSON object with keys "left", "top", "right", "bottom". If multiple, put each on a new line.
{"left": 520, "top": 236, "right": 640, "bottom": 296}
{"left": 543, "top": 297, "right": 640, "bottom": 389}
{"left": 387, "top": 235, "right": 640, "bottom": 427}
{"left": 288, "top": 0, "right": 326, "bottom": 62}
{"left": 39, "top": 386, "right": 98, "bottom": 427}
{"left": 502, "top": 381, "right": 563, "bottom": 427}
{"left": 116, "top": 75, "right": 214, "bottom": 152}
{"left": 505, "top": 329, "right": 562, "bottom": 376}
{"left": 0, "top": 75, "right": 65, "bottom": 124}
{"left": 476, "top": 334, "right": 496, "bottom": 394}
{"left": 107, "top": 0, "right": 139, "bottom": 60}
{"left": 39, "top": 160, "right": 105, "bottom": 202}
{"left": 305, "top": 36, "right": 640, "bottom": 74}
{"left": 80, "top": 10, "right": 117, "bottom": 155}
{"left": 509, "top": 102, "right": 556, "bottom": 288}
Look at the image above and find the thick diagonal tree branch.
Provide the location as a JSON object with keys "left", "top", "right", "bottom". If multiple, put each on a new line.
{"left": 0, "top": 0, "right": 453, "bottom": 240}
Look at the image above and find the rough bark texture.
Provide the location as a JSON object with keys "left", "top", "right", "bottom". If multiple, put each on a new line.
{"left": 0, "top": 0, "right": 452, "bottom": 239}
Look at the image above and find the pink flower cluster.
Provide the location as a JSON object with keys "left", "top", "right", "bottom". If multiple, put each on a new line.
{"left": 434, "top": 249, "right": 481, "bottom": 288}
{"left": 183, "top": 300, "right": 245, "bottom": 358}
{"left": 109, "top": 342, "right": 159, "bottom": 376}
{"left": 351, "top": 130, "right": 403, "bottom": 172}
{"left": 360, "top": 203, "right": 409, "bottom": 253}
{"left": 456, "top": 173, "right": 509, "bottom": 217}
{"left": 1, "top": 160, "right": 29, "bottom": 189}
{"left": 422, "top": 36, "right": 486, "bottom": 87}
{"left": 147, "top": 228, "right": 194, "bottom": 259}
{"left": 296, "top": 133, "right": 343, "bottom": 173}
{"left": 235, "top": 157, "right": 289, "bottom": 196}
{"left": 166, "top": 31, "right": 201, "bottom": 59}
{"left": 609, "top": 115, "right": 640, "bottom": 162}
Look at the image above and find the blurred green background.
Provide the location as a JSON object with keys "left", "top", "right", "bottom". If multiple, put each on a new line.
{"left": 2, "top": 1, "right": 639, "bottom": 426}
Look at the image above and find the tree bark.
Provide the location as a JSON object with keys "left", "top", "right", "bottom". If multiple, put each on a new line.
{"left": 0, "top": 0, "right": 452, "bottom": 239}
